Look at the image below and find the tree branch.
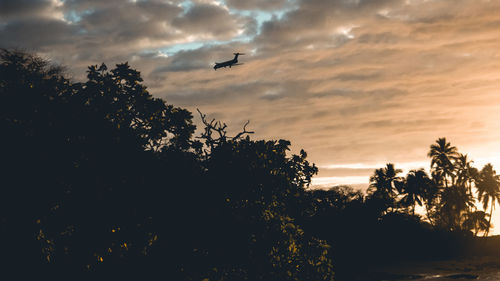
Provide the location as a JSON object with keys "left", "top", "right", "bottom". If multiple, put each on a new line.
{"left": 196, "top": 109, "right": 254, "bottom": 150}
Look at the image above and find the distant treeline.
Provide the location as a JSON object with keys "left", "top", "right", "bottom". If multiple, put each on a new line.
{"left": 303, "top": 136, "right": 500, "bottom": 278}
{"left": 1, "top": 49, "right": 498, "bottom": 280}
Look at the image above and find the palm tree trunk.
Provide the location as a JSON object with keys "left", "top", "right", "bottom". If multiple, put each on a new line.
{"left": 486, "top": 204, "right": 494, "bottom": 237}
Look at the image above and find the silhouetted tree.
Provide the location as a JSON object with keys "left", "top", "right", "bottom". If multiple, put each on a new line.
{"left": 366, "top": 163, "right": 403, "bottom": 214}
{"left": 428, "top": 137, "right": 458, "bottom": 187}
{"left": 81, "top": 62, "right": 196, "bottom": 151}
{"left": 455, "top": 154, "right": 476, "bottom": 190}
{"left": 462, "top": 211, "right": 490, "bottom": 236}
{"left": 0, "top": 49, "right": 201, "bottom": 276}
{"left": 197, "top": 114, "right": 334, "bottom": 281}
{"left": 437, "top": 185, "right": 474, "bottom": 231}
{"left": 0, "top": 49, "right": 335, "bottom": 280}
{"left": 7, "top": 49, "right": 500, "bottom": 280}
{"left": 476, "top": 163, "right": 500, "bottom": 236}
{"left": 401, "top": 169, "right": 433, "bottom": 215}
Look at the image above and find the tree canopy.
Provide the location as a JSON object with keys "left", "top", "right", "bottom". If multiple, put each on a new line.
{"left": 2, "top": 49, "right": 497, "bottom": 280}
{"left": 0, "top": 49, "right": 334, "bottom": 280}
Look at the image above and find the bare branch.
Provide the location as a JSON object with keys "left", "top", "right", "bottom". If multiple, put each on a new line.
{"left": 232, "top": 120, "right": 254, "bottom": 141}
{"left": 196, "top": 109, "right": 254, "bottom": 151}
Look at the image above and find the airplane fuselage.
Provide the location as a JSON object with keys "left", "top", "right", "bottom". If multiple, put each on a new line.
{"left": 214, "top": 54, "right": 239, "bottom": 70}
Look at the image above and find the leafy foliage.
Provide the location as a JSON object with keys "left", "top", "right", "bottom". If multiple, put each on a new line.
{"left": 0, "top": 49, "right": 333, "bottom": 280}
{"left": 3, "top": 49, "right": 499, "bottom": 280}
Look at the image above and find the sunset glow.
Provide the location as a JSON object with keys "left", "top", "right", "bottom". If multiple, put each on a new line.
{"left": 4, "top": 0, "right": 500, "bottom": 234}
{"left": 7, "top": 0, "right": 500, "bottom": 278}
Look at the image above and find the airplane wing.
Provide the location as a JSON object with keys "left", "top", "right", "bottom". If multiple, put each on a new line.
{"left": 233, "top": 63, "right": 244, "bottom": 66}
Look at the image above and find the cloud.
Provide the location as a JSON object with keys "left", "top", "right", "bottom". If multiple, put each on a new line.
{"left": 3, "top": 0, "right": 500, "bottom": 188}
{"left": 0, "top": 18, "right": 78, "bottom": 49}
{"left": 0, "top": 0, "right": 61, "bottom": 20}
{"left": 225, "top": 0, "right": 290, "bottom": 11}
{"left": 318, "top": 167, "right": 376, "bottom": 177}
{"left": 0, "top": 0, "right": 257, "bottom": 68}
{"left": 172, "top": 3, "right": 252, "bottom": 39}
{"left": 253, "top": 0, "right": 404, "bottom": 50}
{"left": 151, "top": 42, "right": 252, "bottom": 72}
{"left": 6, "top": 0, "right": 500, "bottom": 235}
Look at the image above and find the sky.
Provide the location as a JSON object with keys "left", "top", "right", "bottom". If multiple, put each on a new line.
{"left": 3, "top": 0, "right": 500, "bottom": 232}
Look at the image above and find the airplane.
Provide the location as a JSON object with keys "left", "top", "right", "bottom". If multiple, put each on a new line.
{"left": 213, "top": 52, "right": 245, "bottom": 70}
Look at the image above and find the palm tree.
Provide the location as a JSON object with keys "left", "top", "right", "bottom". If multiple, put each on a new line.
{"left": 428, "top": 138, "right": 458, "bottom": 187}
{"left": 455, "top": 153, "right": 479, "bottom": 216}
{"left": 468, "top": 166, "right": 480, "bottom": 191}
{"left": 367, "top": 163, "right": 403, "bottom": 213}
{"left": 401, "top": 169, "right": 433, "bottom": 216}
{"left": 476, "top": 163, "right": 500, "bottom": 236}
{"left": 438, "top": 184, "right": 475, "bottom": 231}
{"left": 455, "top": 154, "right": 471, "bottom": 187}
{"left": 455, "top": 154, "right": 479, "bottom": 191}
{"left": 462, "top": 211, "right": 490, "bottom": 236}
